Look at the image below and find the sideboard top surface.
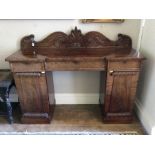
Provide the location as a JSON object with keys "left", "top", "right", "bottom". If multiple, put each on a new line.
{"left": 5, "top": 49, "right": 144, "bottom": 63}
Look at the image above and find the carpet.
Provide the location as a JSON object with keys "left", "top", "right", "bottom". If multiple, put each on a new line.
{"left": 0, "top": 131, "right": 139, "bottom": 135}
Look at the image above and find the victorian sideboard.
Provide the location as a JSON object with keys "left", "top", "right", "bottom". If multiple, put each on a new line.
{"left": 5, "top": 27, "right": 144, "bottom": 124}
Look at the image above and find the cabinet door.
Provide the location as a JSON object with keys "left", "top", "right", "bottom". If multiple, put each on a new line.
{"left": 103, "top": 60, "right": 140, "bottom": 123}
{"left": 14, "top": 72, "right": 51, "bottom": 123}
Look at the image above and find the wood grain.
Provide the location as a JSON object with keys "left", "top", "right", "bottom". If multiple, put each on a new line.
{"left": 5, "top": 27, "right": 145, "bottom": 124}
{"left": 102, "top": 59, "right": 140, "bottom": 123}
{"left": 13, "top": 72, "right": 52, "bottom": 124}
{"left": 20, "top": 27, "right": 132, "bottom": 55}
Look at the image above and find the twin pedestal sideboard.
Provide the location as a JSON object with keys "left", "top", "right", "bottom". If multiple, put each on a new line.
{"left": 5, "top": 27, "right": 144, "bottom": 124}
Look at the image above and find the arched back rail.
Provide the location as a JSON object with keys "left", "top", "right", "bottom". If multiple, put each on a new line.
{"left": 21, "top": 27, "right": 132, "bottom": 56}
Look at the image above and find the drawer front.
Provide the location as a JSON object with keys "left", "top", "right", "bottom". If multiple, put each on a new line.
{"left": 10, "top": 62, "right": 45, "bottom": 72}
{"left": 108, "top": 60, "right": 140, "bottom": 71}
{"left": 45, "top": 60, "right": 105, "bottom": 71}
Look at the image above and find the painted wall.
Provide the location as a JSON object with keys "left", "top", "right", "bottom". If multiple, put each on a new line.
{"left": 136, "top": 19, "right": 155, "bottom": 134}
{"left": 0, "top": 19, "right": 141, "bottom": 104}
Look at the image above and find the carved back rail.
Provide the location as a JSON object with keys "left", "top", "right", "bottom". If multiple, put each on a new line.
{"left": 21, "top": 27, "right": 132, "bottom": 55}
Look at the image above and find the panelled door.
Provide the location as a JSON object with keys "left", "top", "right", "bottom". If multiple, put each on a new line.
{"left": 103, "top": 59, "right": 140, "bottom": 123}
{"left": 14, "top": 72, "right": 51, "bottom": 123}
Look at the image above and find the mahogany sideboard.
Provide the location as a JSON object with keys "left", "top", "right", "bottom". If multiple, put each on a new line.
{"left": 5, "top": 27, "right": 144, "bottom": 124}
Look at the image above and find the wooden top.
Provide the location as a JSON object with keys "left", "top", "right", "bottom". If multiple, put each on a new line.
{"left": 5, "top": 27, "right": 144, "bottom": 62}
{"left": 5, "top": 49, "right": 144, "bottom": 63}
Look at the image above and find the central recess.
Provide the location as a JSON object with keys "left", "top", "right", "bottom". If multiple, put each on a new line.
{"left": 46, "top": 71, "right": 106, "bottom": 105}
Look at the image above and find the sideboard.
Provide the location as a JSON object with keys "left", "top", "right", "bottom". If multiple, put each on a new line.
{"left": 5, "top": 27, "right": 144, "bottom": 124}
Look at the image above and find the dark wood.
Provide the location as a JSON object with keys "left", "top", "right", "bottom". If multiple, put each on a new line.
{"left": 20, "top": 27, "right": 132, "bottom": 55}
{"left": 13, "top": 72, "right": 53, "bottom": 124}
{"left": 102, "top": 59, "right": 141, "bottom": 123}
{"left": 6, "top": 27, "right": 145, "bottom": 124}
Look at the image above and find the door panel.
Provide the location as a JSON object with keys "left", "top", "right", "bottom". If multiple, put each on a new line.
{"left": 13, "top": 72, "right": 51, "bottom": 123}
{"left": 103, "top": 59, "right": 140, "bottom": 123}
{"left": 108, "top": 71, "right": 139, "bottom": 113}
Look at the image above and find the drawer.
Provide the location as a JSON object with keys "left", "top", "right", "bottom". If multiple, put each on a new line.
{"left": 108, "top": 60, "right": 140, "bottom": 71}
{"left": 45, "top": 60, "right": 105, "bottom": 71}
{"left": 10, "top": 62, "right": 45, "bottom": 72}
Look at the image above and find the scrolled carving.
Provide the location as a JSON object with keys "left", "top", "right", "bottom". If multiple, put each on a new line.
{"left": 37, "top": 32, "right": 68, "bottom": 48}
{"left": 21, "top": 34, "right": 35, "bottom": 54}
{"left": 21, "top": 27, "right": 132, "bottom": 55}
{"left": 116, "top": 34, "right": 132, "bottom": 48}
{"left": 84, "top": 32, "right": 115, "bottom": 48}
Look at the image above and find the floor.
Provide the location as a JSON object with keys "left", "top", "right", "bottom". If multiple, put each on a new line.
{"left": 0, "top": 104, "right": 146, "bottom": 135}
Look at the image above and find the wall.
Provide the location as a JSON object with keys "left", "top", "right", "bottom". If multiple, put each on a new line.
{"left": 136, "top": 20, "right": 155, "bottom": 134}
{"left": 0, "top": 19, "right": 141, "bottom": 104}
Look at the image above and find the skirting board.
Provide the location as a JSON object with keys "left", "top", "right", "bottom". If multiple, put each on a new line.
{"left": 51, "top": 93, "right": 99, "bottom": 104}
{"left": 10, "top": 93, "right": 100, "bottom": 104}
{"left": 135, "top": 98, "right": 154, "bottom": 135}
